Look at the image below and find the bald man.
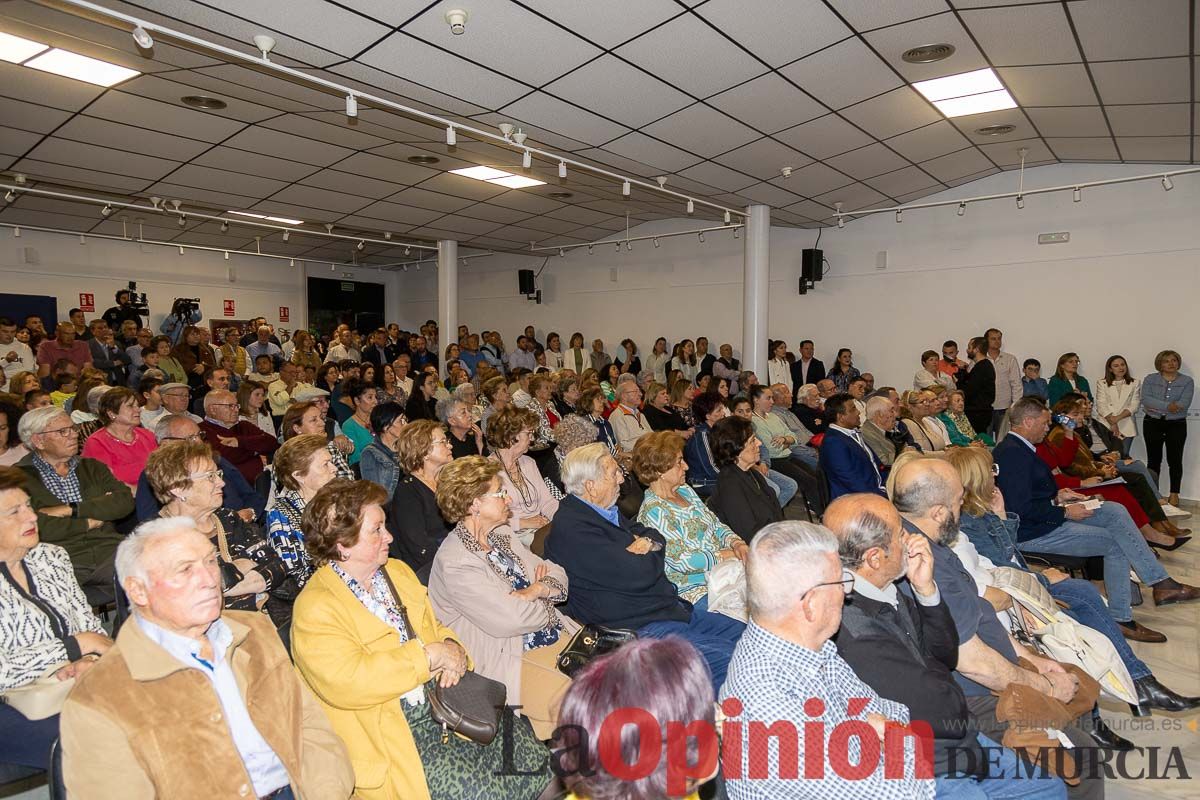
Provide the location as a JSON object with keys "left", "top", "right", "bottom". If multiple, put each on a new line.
{"left": 894, "top": 457, "right": 1111, "bottom": 795}
{"left": 827, "top": 494, "right": 1065, "bottom": 798}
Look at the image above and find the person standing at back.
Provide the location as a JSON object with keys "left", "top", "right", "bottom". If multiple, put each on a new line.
{"left": 984, "top": 328, "right": 1022, "bottom": 438}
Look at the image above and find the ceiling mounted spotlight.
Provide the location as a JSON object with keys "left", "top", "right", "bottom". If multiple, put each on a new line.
{"left": 558, "top": 248, "right": 565, "bottom": 257}
{"left": 653, "top": 237, "right": 660, "bottom": 248}
{"left": 178, "top": 246, "right": 184, "bottom": 255}
{"left": 345, "top": 93, "right": 358, "bottom": 118}
{"left": 1162, "top": 175, "right": 1173, "bottom": 191}
{"left": 836, "top": 215, "right": 844, "bottom": 229}
{"left": 733, "top": 227, "right": 740, "bottom": 239}
{"left": 330, "top": 263, "right": 335, "bottom": 272}
{"left": 404, "top": 246, "right": 411, "bottom": 256}
{"left": 558, "top": 161, "right": 567, "bottom": 179}
{"left": 224, "top": 251, "right": 229, "bottom": 260}
{"left": 615, "top": 242, "right": 620, "bottom": 252}
{"left": 281, "top": 230, "right": 289, "bottom": 242}
{"left": 724, "top": 210, "right": 731, "bottom": 224}
{"left": 511, "top": 130, "right": 527, "bottom": 146}
{"left": 253, "top": 34, "right": 276, "bottom": 60}
{"left": 445, "top": 8, "right": 468, "bottom": 35}
{"left": 698, "top": 232, "right": 705, "bottom": 243}
{"left": 131, "top": 25, "right": 154, "bottom": 49}
{"left": 957, "top": 201, "right": 966, "bottom": 216}
{"left": 522, "top": 149, "right": 532, "bottom": 169}
{"left": 384, "top": 232, "right": 392, "bottom": 239}
{"left": 895, "top": 209, "right": 902, "bottom": 223}
{"left": 686, "top": 199, "right": 694, "bottom": 215}
{"left": 402, "top": 265, "right": 408, "bottom": 272}
{"left": 325, "top": 223, "right": 335, "bottom": 234}
{"left": 621, "top": 180, "right": 630, "bottom": 197}
{"left": 101, "top": 204, "right": 113, "bottom": 216}
{"left": 1016, "top": 195, "right": 1024, "bottom": 209}
{"left": 498, "top": 122, "right": 514, "bottom": 139}
{"left": 1072, "top": 187, "right": 1081, "bottom": 203}
{"left": 656, "top": 176, "right": 667, "bottom": 188}
{"left": 587, "top": 245, "right": 593, "bottom": 254}
{"left": 780, "top": 166, "right": 794, "bottom": 178}
{"left": 3, "top": 190, "right": 14, "bottom": 203}
{"left": 79, "top": 234, "right": 86, "bottom": 244}
{"left": 169, "top": 199, "right": 181, "bottom": 212}
{"left": 289, "top": 259, "right": 294, "bottom": 267}
{"left": 12, "top": 227, "right": 19, "bottom": 237}
{"left": 446, "top": 126, "right": 457, "bottom": 146}
{"left": 219, "top": 220, "right": 228, "bottom": 232}
{"left": 356, "top": 240, "right": 365, "bottom": 251}
{"left": 626, "top": 241, "right": 632, "bottom": 251}
{"left": 178, "top": 214, "right": 187, "bottom": 227}
{"left": 149, "top": 196, "right": 162, "bottom": 210}
{"left": 415, "top": 263, "right": 421, "bottom": 271}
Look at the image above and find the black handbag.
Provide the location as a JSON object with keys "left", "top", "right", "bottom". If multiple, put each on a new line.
{"left": 379, "top": 569, "right": 507, "bottom": 745}
{"left": 556, "top": 624, "right": 638, "bottom": 678}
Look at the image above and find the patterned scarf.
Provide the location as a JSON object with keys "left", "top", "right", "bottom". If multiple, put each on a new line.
{"left": 452, "top": 522, "right": 564, "bottom": 650}
{"left": 949, "top": 411, "right": 978, "bottom": 439}
{"left": 31, "top": 454, "right": 83, "bottom": 503}
{"left": 332, "top": 562, "right": 410, "bottom": 642}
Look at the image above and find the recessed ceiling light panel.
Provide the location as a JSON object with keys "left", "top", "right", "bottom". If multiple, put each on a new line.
{"left": 450, "top": 166, "right": 514, "bottom": 181}
{"left": 487, "top": 175, "right": 546, "bottom": 189}
{"left": 912, "top": 68, "right": 1017, "bottom": 118}
{"left": 25, "top": 48, "right": 140, "bottom": 87}
{"left": 0, "top": 31, "right": 48, "bottom": 63}
{"left": 265, "top": 216, "right": 304, "bottom": 225}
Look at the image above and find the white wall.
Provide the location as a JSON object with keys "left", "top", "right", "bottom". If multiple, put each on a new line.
{"left": 0, "top": 230, "right": 402, "bottom": 333}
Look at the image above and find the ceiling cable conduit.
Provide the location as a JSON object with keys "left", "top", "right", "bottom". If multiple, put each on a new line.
{"left": 50, "top": 0, "right": 746, "bottom": 222}
{"left": 0, "top": 182, "right": 437, "bottom": 251}
{"left": 529, "top": 223, "right": 744, "bottom": 255}
{"left": 833, "top": 166, "right": 1200, "bottom": 226}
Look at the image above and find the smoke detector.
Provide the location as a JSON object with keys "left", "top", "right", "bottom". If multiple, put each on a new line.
{"left": 445, "top": 9, "right": 468, "bottom": 35}
{"left": 780, "top": 166, "right": 794, "bottom": 178}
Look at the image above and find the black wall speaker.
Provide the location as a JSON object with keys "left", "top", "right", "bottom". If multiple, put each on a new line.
{"left": 518, "top": 269, "right": 536, "bottom": 295}
{"left": 801, "top": 248, "right": 823, "bottom": 282}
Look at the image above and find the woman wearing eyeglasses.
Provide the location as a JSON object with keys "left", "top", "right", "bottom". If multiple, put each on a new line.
{"left": 486, "top": 406, "right": 561, "bottom": 548}
{"left": 386, "top": 419, "right": 454, "bottom": 582}
{"left": 145, "top": 440, "right": 291, "bottom": 628}
{"left": 427, "top": 456, "right": 578, "bottom": 740}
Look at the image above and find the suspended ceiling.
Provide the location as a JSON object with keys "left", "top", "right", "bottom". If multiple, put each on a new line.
{"left": 0, "top": 0, "right": 1196, "bottom": 266}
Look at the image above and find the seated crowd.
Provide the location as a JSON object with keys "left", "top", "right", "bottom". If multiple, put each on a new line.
{"left": 1, "top": 312, "right": 1197, "bottom": 800}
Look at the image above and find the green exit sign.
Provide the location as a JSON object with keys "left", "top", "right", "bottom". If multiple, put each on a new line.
{"left": 340, "top": 281, "right": 355, "bottom": 292}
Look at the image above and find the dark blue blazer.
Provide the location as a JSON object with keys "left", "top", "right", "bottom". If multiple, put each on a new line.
{"left": 791, "top": 357, "right": 825, "bottom": 389}
{"left": 818, "top": 427, "right": 885, "bottom": 500}
{"left": 992, "top": 434, "right": 1066, "bottom": 542}
{"left": 543, "top": 495, "right": 689, "bottom": 630}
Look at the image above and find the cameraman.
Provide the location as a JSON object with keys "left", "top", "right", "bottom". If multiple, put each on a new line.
{"left": 101, "top": 289, "right": 144, "bottom": 331}
{"left": 160, "top": 298, "right": 202, "bottom": 345}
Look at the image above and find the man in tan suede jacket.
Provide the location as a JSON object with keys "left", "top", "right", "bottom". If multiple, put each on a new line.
{"left": 60, "top": 517, "right": 354, "bottom": 799}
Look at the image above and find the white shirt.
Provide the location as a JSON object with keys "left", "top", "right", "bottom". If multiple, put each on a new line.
{"left": 0, "top": 338, "right": 34, "bottom": 382}
{"left": 767, "top": 359, "right": 793, "bottom": 395}
{"left": 325, "top": 343, "right": 361, "bottom": 363}
{"left": 852, "top": 573, "right": 941, "bottom": 609}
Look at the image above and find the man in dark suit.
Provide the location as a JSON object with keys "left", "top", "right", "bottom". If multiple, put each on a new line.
{"left": 695, "top": 336, "right": 717, "bottom": 379}
{"left": 818, "top": 393, "right": 885, "bottom": 499}
{"left": 361, "top": 329, "right": 392, "bottom": 368}
{"left": 790, "top": 339, "right": 825, "bottom": 389}
{"left": 995, "top": 396, "right": 1200, "bottom": 622}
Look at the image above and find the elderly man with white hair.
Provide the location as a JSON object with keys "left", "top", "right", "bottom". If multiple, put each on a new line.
{"left": 16, "top": 405, "right": 133, "bottom": 600}
{"left": 199, "top": 390, "right": 278, "bottom": 484}
{"left": 860, "top": 394, "right": 919, "bottom": 468}
{"left": 543, "top": 442, "right": 744, "bottom": 693}
{"left": 609, "top": 380, "right": 653, "bottom": 452}
{"left": 60, "top": 517, "right": 354, "bottom": 799}
{"left": 721, "top": 520, "right": 935, "bottom": 800}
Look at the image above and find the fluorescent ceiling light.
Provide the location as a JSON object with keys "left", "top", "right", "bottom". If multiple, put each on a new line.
{"left": 25, "top": 48, "right": 139, "bottom": 87}
{"left": 265, "top": 215, "right": 304, "bottom": 225}
{"left": 912, "top": 67, "right": 1016, "bottom": 118}
{"left": 487, "top": 174, "right": 546, "bottom": 189}
{"left": 228, "top": 210, "right": 267, "bottom": 219}
{"left": 932, "top": 90, "right": 1017, "bottom": 118}
{"left": 450, "top": 165, "right": 547, "bottom": 189}
{"left": 450, "top": 166, "right": 513, "bottom": 181}
{"left": 0, "top": 31, "right": 48, "bottom": 63}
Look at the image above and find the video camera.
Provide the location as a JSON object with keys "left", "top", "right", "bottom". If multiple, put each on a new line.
{"left": 170, "top": 297, "right": 202, "bottom": 321}
{"left": 124, "top": 281, "right": 150, "bottom": 315}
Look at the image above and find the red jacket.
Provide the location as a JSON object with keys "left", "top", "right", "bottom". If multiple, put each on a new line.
{"left": 199, "top": 419, "right": 278, "bottom": 484}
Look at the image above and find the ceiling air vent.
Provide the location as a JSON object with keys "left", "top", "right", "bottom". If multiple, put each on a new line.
{"left": 548, "top": 192, "right": 573, "bottom": 200}
{"left": 901, "top": 44, "right": 956, "bottom": 63}
{"left": 181, "top": 95, "right": 227, "bottom": 110}
{"left": 975, "top": 124, "right": 1016, "bottom": 136}
{"left": 407, "top": 155, "right": 440, "bottom": 165}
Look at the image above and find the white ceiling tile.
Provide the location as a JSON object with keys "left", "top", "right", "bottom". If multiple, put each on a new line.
{"left": 863, "top": 12, "right": 990, "bottom": 82}
{"left": 1024, "top": 107, "right": 1109, "bottom": 138}
{"left": 84, "top": 92, "right": 245, "bottom": 142}
{"left": 960, "top": 4, "right": 1080, "bottom": 66}
{"left": 641, "top": 104, "right": 760, "bottom": 158}
{"left": 413, "top": 214, "right": 503, "bottom": 237}
{"left": 894, "top": 187, "right": 942, "bottom": 205}
{"left": 920, "top": 148, "right": 996, "bottom": 182}
{"left": 1115, "top": 136, "right": 1192, "bottom": 162}
{"left": 825, "top": 143, "right": 909, "bottom": 180}
{"left": 117, "top": 74, "right": 278, "bottom": 123}
{"left": 455, "top": 203, "right": 531, "bottom": 226}
{"left": 706, "top": 73, "right": 826, "bottom": 134}
{"left": 52, "top": 116, "right": 210, "bottom": 162}
{"left": 329, "top": 62, "right": 490, "bottom": 118}
{"left": 412, "top": 173, "right": 510, "bottom": 201}
{"left": 957, "top": 108, "right": 1031, "bottom": 143}
{"left": 163, "top": 164, "right": 290, "bottom": 198}
{"left": 0, "top": 60, "right": 102, "bottom": 111}
{"left": 975, "top": 138, "right": 1054, "bottom": 166}
{"left": 193, "top": 65, "right": 344, "bottom": 112}
{"left": 827, "top": 0, "right": 948, "bottom": 31}
{"left": 781, "top": 37, "right": 903, "bottom": 109}
{"left": 500, "top": 92, "right": 630, "bottom": 147}
{"left": 0, "top": 207, "right": 103, "bottom": 230}
{"left": 998, "top": 65, "right": 1098, "bottom": 107}
{"left": 949, "top": 0, "right": 1060, "bottom": 6}
{"left": 944, "top": 165, "right": 1001, "bottom": 187}
{"left": 0, "top": 97, "right": 72, "bottom": 135}
{"left": 1070, "top": 0, "right": 1190, "bottom": 60}
{"left": 11, "top": 159, "right": 147, "bottom": 193}
{"left": 467, "top": 113, "right": 592, "bottom": 153}
{"left": 358, "top": 33, "right": 529, "bottom": 110}
{"left": 518, "top": 0, "right": 682, "bottom": 49}
{"left": 1091, "top": 58, "right": 1191, "bottom": 104}
{"left": 221, "top": 127, "right": 355, "bottom": 167}
{"left": 738, "top": 181, "right": 806, "bottom": 208}
{"left": 200, "top": 0, "right": 391, "bottom": 57}
{"left": 715, "top": 138, "right": 812, "bottom": 181}
{"left": 1044, "top": 138, "right": 1120, "bottom": 161}
{"left": 600, "top": 132, "right": 705, "bottom": 173}
{"left": 24, "top": 139, "right": 178, "bottom": 182}
{"left": 676, "top": 162, "right": 758, "bottom": 193}
{"left": 774, "top": 114, "right": 873, "bottom": 159}
{"left": 865, "top": 166, "right": 941, "bottom": 198}
{"left": 269, "top": 185, "right": 371, "bottom": 215}
{"left": 783, "top": 198, "right": 836, "bottom": 219}
{"left": 298, "top": 170, "right": 404, "bottom": 200}
{"left": 616, "top": 14, "right": 767, "bottom": 98}
{"left": 188, "top": 146, "right": 315, "bottom": 183}
{"left": 352, "top": 201, "right": 445, "bottom": 227}
{"left": 257, "top": 115, "right": 392, "bottom": 151}
{"left": 543, "top": 55, "right": 693, "bottom": 128}
{"left": 545, "top": 205, "right": 613, "bottom": 226}
{"left": 334, "top": 152, "right": 442, "bottom": 185}
{"left": 840, "top": 88, "right": 942, "bottom": 140}
{"left": 402, "top": 0, "right": 600, "bottom": 86}
{"left": 1106, "top": 104, "right": 1192, "bottom": 137}
{"left": 814, "top": 182, "right": 888, "bottom": 212}
{"left": 886, "top": 121, "right": 973, "bottom": 162}
{"left": 0, "top": 127, "right": 40, "bottom": 158}
{"left": 386, "top": 187, "right": 476, "bottom": 214}
{"left": 771, "top": 162, "right": 855, "bottom": 197}
{"left": 145, "top": 182, "right": 262, "bottom": 212}
{"left": 696, "top": 0, "right": 852, "bottom": 68}
{"left": 247, "top": 199, "right": 342, "bottom": 224}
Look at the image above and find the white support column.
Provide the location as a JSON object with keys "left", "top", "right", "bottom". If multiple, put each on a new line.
{"left": 742, "top": 204, "right": 770, "bottom": 381}
{"left": 437, "top": 239, "right": 458, "bottom": 378}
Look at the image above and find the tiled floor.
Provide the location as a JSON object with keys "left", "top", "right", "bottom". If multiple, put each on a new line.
{"left": 4, "top": 507, "right": 1197, "bottom": 800}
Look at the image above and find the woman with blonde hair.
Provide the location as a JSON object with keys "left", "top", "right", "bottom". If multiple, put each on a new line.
{"left": 6, "top": 370, "right": 38, "bottom": 397}
{"left": 428, "top": 456, "right": 577, "bottom": 740}
{"left": 387, "top": 419, "right": 454, "bottom": 579}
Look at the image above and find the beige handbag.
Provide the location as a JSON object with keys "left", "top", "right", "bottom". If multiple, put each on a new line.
{"left": 1034, "top": 612, "right": 1138, "bottom": 705}
{"left": 1, "top": 669, "right": 75, "bottom": 720}
{"left": 989, "top": 566, "right": 1061, "bottom": 624}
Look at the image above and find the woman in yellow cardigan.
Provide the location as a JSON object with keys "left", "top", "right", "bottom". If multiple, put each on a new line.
{"left": 290, "top": 478, "right": 550, "bottom": 800}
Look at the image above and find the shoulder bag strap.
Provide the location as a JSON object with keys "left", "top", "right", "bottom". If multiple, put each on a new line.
{"left": 378, "top": 567, "right": 420, "bottom": 644}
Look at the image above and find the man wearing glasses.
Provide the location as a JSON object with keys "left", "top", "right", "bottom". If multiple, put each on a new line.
{"left": 722, "top": 520, "right": 934, "bottom": 799}
{"left": 199, "top": 390, "right": 278, "bottom": 484}
{"left": 157, "top": 382, "right": 201, "bottom": 424}
{"left": 15, "top": 405, "right": 134, "bottom": 602}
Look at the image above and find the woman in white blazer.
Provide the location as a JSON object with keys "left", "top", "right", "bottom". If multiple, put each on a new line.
{"left": 1095, "top": 355, "right": 1142, "bottom": 458}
